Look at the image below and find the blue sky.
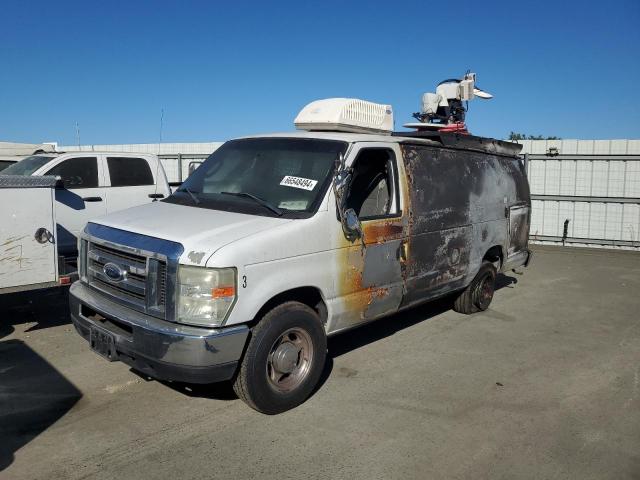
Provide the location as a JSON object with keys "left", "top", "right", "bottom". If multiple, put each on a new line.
{"left": 1, "top": 0, "right": 639, "bottom": 145}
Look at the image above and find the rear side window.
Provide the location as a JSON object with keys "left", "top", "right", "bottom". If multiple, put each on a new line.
{"left": 0, "top": 160, "right": 16, "bottom": 171}
{"left": 46, "top": 157, "right": 99, "bottom": 189}
{"left": 107, "top": 157, "right": 154, "bottom": 187}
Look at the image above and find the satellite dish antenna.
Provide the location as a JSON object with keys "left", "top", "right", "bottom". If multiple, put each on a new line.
{"left": 405, "top": 71, "right": 493, "bottom": 133}
{"left": 473, "top": 87, "right": 493, "bottom": 99}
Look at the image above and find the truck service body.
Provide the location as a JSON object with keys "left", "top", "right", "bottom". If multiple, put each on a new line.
{"left": 2, "top": 152, "right": 171, "bottom": 257}
{"left": 69, "top": 98, "right": 532, "bottom": 413}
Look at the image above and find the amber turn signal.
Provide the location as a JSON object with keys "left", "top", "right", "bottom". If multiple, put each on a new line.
{"left": 212, "top": 286, "right": 235, "bottom": 298}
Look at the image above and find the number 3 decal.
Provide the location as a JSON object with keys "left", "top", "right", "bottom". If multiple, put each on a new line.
{"left": 242, "top": 275, "right": 247, "bottom": 288}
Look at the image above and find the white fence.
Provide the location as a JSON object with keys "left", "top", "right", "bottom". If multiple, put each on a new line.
{"left": 158, "top": 153, "right": 210, "bottom": 184}
{"left": 522, "top": 140, "right": 640, "bottom": 249}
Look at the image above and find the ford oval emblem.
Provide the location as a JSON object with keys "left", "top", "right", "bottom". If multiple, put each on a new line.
{"left": 103, "top": 262, "right": 126, "bottom": 282}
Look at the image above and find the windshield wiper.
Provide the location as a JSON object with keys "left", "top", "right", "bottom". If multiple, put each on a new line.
{"left": 179, "top": 187, "right": 200, "bottom": 205}
{"left": 220, "top": 192, "right": 283, "bottom": 216}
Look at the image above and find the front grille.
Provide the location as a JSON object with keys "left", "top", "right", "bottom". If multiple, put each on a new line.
{"left": 92, "top": 243, "right": 146, "bottom": 267}
{"left": 158, "top": 262, "right": 167, "bottom": 307}
{"left": 86, "top": 240, "right": 167, "bottom": 318}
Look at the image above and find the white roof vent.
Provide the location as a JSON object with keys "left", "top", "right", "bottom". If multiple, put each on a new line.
{"left": 294, "top": 98, "right": 393, "bottom": 134}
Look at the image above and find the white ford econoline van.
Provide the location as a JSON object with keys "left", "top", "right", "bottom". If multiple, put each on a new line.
{"left": 70, "top": 99, "right": 531, "bottom": 413}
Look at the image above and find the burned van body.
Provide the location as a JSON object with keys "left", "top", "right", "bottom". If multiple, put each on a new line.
{"left": 69, "top": 98, "right": 531, "bottom": 414}
{"left": 398, "top": 136, "right": 531, "bottom": 308}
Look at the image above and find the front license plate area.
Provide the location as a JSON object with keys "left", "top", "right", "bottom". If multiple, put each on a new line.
{"left": 90, "top": 326, "right": 118, "bottom": 361}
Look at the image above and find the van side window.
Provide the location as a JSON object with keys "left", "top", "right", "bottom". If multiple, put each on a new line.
{"left": 346, "top": 149, "right": 398, "bottom": 220}
{"left": 107, "top": 157, "right": 154, "bottom": 187}
{"left": 45, "top": 157, "right": 98, "bottom": 189}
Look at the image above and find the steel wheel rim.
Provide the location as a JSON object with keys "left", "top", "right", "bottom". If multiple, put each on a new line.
{"left": 266, "top": 327, "right": 314, "bottom": 393}
{"left": 476, "top": 273, "right": 494, "bottom": 309}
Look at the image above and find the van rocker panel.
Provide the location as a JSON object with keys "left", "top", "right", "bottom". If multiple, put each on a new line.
{"left": 69, "top": 281, "right": 249, "bottom": 383}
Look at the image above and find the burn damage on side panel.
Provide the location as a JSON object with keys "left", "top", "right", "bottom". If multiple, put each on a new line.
{"left": 333, "top": 139, "right": 530, "bottom": 331}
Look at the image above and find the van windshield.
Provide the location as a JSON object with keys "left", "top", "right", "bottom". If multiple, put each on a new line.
{"left": 2, "top": 155, "right": 55, "bottom": 176}
{"left": 166, "top": 138, "right": 347, "bottom": 218}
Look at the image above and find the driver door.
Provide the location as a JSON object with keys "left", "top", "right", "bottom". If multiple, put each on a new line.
{"left": 46, "top": 156, "right": 107, "bottom": 255}
{"left": 337, "top": 144, "right": 407, "bottom": 326}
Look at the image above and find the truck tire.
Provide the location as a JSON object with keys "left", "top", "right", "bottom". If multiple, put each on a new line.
{"left": 233, "top": 301, "right": 327, "bottom": 414}
{"left": 453, "top": 261, "right": 497, "bottom": 314}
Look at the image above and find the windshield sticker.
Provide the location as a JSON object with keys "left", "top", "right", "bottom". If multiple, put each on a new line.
{"left": 278, "top": 200, "right": 309, "bottom": 210}
{"left": 280, "top": 175, "right": 318, "bottom": 191}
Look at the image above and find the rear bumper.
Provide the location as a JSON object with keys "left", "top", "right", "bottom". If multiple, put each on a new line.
{"left": 69, "top": 281, "right": 249, "bottom": 384}
{"left": 502, "top": 248, "right": 533, "bottom": 272}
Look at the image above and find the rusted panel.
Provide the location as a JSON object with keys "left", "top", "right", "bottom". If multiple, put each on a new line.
{"left": 361, "top": 238, "right": 403, "bottom": 317}
{"left": 362, "top": 222, "right": 403, "bottom": 244}
{"left": 334, "top": 140, "right": 530, "bottom": 328}
{"left": 335, "top": 215, "right": 406, "bottom": 329}
{"left": 399, "top": 143, "right": 529, "bottom": 306}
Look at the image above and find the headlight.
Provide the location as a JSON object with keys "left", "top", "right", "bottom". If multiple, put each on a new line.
{"left": 176, "top": 266, "right": 236, "bottom": 327}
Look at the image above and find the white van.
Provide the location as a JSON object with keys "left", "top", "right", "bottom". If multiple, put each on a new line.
{"left": 69, "top": 99, "right": 531, "bottom": 414}
{"left": 3, "top": 153, "right": 171, "bottom": 256}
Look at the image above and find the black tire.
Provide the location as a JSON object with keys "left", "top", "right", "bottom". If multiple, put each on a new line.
{"left": 453, "top": 261, "right": 497, "bottom": 314}
{"left": 233, "top": 301, "right": 327, "bottom": 414}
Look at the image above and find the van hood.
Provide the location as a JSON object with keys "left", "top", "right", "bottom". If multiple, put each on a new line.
{"left": 90, "top": 201, "right": 291, "bottom": 265}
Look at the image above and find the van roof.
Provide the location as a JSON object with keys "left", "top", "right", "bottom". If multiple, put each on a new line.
{"left": 238, "top": 131, "right": 522, "bottom": 157}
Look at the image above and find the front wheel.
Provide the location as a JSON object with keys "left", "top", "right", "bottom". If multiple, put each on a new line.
{"left": 233, "top": 301, "right": 327, "bottom": 414}
{"left": 453, "top": 261, "right": 497, "bottom": 314}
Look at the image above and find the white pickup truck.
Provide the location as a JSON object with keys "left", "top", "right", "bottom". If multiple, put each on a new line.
{"left": 1, "top": 153, "right": 172, "bottom": 294}
{"left": 2, "top": 152, "right": 171, "bottom": 257}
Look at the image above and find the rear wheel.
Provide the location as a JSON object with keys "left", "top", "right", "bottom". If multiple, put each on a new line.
{"left": 233, "top": 301, "right": 327, "bottom": 414}
{"left": 453, "top": 261, "right": 497, "bottom": 314}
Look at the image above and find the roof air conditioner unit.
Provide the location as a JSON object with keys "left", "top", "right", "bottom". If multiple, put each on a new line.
{"left": 294, "top": 98, "right": 393, "bottom": 135}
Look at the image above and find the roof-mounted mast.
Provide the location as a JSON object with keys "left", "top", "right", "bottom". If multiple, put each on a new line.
{"left": 404, "top": 71, "right": 493, "bottom": 134}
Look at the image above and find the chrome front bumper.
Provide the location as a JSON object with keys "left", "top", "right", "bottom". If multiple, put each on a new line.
{"left": 69, "top": 281, "right": 249, "bottom": 384}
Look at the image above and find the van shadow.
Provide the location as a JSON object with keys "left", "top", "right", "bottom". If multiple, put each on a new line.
{"left": 0, "top": 339, "right": 82, "bottom": 472}
{"left": 316, "top": 273, "right": 518, "bottom": 392}
{"left": 0, "top": 286, "right": 71, "bottom": 339}
{"left": 150, "top": 273, "right": 518, "bottom": 403}
{"left": 496, "top": 272, "right": 518, "bottom": 290}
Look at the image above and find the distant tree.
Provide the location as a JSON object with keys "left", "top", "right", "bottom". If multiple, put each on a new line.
{"left": 508, "top": 132, "right": 562, "bottom": 141}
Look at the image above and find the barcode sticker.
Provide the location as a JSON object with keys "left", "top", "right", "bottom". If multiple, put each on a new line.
{"left": 280, "top": 176, "right": 318, "bottom": 191}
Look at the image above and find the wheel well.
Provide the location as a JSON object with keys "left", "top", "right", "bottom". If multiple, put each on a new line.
{"left": 251, "top": 287, "right": 328, "bottom": 326}
{"left": 483, "top": 245, "right": 503, "bottom": 269}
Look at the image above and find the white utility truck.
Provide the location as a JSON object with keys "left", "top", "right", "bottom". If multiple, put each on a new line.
{"left": 0, "top": 176, "right": 73, "bottom": 293}
{"left": 2, "top": 152, "right": 172, "bottom": 257}
{"left": 70, "top": 90, "right": 531, "bottom": 414}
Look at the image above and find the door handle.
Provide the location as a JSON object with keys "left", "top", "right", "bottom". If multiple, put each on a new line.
{"left": 82, "top": 196, "right": 103, "bottom": 202}
{"left": 148, "top": 193, "right": 165, "bottom": 199}
{"left": 398, "top": 240, "right": 408, "bottom": 263}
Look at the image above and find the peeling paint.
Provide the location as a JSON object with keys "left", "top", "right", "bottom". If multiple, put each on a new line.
{"left": 332, "top": 141, "right": 530, "bottom": 331}
{"left": 187, "top": 251, "right": 207, "bottom": 264}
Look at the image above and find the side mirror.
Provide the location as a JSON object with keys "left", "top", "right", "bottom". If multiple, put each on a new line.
{"left": 333, "top": 170, "right": 351, "bottom": 197}
{"left": 342, "top": 208, "right": 362, "bottom": 241}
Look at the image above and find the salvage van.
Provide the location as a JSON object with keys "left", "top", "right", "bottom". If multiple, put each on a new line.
{"left": 69, "top": 98, "right": 531, "bottom": 414}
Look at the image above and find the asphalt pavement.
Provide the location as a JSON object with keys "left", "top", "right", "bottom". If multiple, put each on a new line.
{"left": 1, "top": 245, "right": 639, "bottom": 480}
